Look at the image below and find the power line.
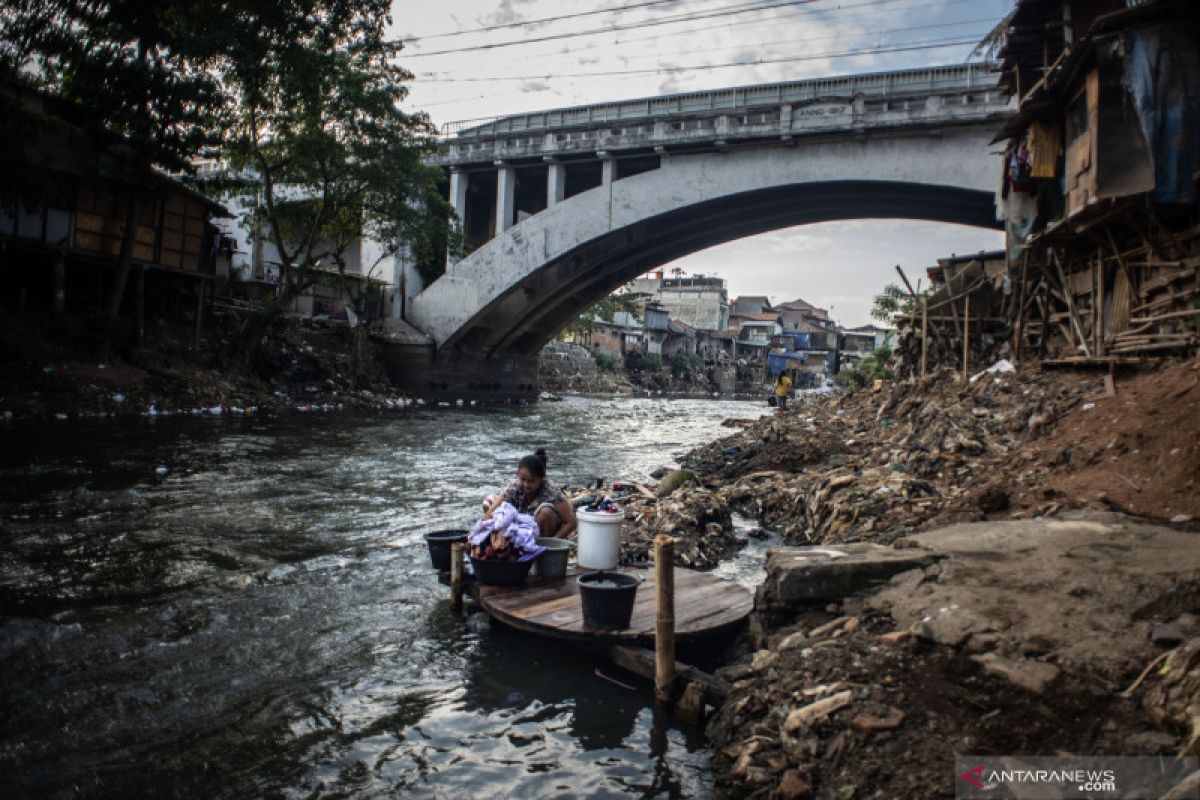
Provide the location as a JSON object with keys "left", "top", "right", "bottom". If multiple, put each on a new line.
{"left": 403, "top": 0, "right": 824, "bottom": 58}
{"left": 480, "top": 0, "right": 994, "bottom": 67}
{"left": 403, "top": 0, "right": 733, "bottom": 43}
{"left": 496, "top": 16, "right": 1001, "bottom": 69}
{"left": 416, "top": 36, "right": 984, "bottom": 83}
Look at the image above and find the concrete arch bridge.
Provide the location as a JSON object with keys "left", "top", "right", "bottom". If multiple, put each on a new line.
{"left": 391, "top": 63, "right": 1012, "bottom": 399}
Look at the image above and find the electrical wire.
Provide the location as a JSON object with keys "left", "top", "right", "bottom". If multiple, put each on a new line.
{"left": 403, "top": 0, "right": 826, "bottom": 58}
{"left": 404, "top": 0, "right": 736, "bottom": 43}
{"left": 415, "top": 35, "right": 984, "bottom": 83}
{"left": 433, "top": 16, "right": 1001, "bottom": 72}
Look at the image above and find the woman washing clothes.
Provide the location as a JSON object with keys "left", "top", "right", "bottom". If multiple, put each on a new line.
{"left": 485, "top": 448, "right": 578, "bottom": 538}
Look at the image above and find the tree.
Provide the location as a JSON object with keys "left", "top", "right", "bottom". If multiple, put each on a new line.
{"left": 870, "top": 282, "right": 927, "bottom": 324}
{"left": 2, "top": 1, "right": 226, "bottom": 320}
{"left": 560, "top": 288, "right": 643, "bottom": 341}
{"left": 206, "top": 0, "right": 458, "bottom": 364}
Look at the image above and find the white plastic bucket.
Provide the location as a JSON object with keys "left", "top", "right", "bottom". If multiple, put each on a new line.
{"left": 576, "top": 509, "right": 623, "bottom": 570}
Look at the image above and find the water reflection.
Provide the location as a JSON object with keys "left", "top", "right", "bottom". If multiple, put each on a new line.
{"left": 0, "top": 398, "right": 767, "bottom": 798}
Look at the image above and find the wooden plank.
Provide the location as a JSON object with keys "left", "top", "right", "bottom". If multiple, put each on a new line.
{"left": 477, "top": 566, "right": 752, "bottom": 644}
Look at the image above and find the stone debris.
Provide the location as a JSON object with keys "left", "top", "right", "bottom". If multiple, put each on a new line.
{"left": 707, "top": 514, "right": 1200, "bottom": 799}
{"left": 970, "top": 653, "right": 1061, "bottom": 695}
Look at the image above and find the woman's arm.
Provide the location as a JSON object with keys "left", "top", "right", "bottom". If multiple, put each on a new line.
{"left": 555, "top": 498, "right": 578, "bottom": 537}
{"left": 483, "top": 493, "right": 504, "bottom": 519}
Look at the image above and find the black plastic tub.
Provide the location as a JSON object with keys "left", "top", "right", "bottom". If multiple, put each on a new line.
{"left": 578, "top": 571, "right": 642, "bottom": 629}
{"left": 532, "top": 537, "right": 572, "bottom": 579}
{"left": 425, "top": 529, "right": 468, "bottom": 572}
{"left": 469, "top": 556, "right": 534, "bottom": 586}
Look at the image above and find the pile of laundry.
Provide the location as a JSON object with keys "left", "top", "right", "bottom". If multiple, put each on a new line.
{"left": 468, "top": 501, "right": 545, "bottom": 561}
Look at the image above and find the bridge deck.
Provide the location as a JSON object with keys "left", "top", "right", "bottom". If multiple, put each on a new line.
{"left": 471, "top": 565, "right": 752, "bottom": 644}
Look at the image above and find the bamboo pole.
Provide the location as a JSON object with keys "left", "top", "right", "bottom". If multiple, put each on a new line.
{"left": 654, "top": 534, "right": 676, "bottom": 705}
{"left": 450, "top": 542, "right": 465, "bottom": 611}
{"left": 942, "top": 262, "right": 963, "bottom": 345}
{"left": 920, "top": 295, "right": 929, "bottom": 379}
{"left": 1013, "top": 251, "right": 1029, "bottom": 365}
{"left": 962, "top": 293, "right": 970, "bottom": 383}
{"left": 894, "top": 264, "right": 919, "bottom": 297}
{"left": 1051, "top": 249, "right": 1092, "bottom": 358}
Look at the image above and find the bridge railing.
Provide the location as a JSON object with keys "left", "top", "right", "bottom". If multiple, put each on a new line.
{"left": 439, "top": 63, "right": 999, "bottom": 139}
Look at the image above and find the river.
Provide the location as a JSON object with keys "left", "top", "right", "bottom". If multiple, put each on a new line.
{"left": 0, "top": 396, "right": 771, "bottom": 799}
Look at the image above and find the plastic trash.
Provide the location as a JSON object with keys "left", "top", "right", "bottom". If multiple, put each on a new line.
{"left": 155, "top": 466, "right": 169, "bottom": 477}
{"left": 969, "top": 358, "right": 1017, "bottom": 383}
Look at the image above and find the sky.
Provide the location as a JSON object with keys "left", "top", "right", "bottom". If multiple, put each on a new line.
{"left": 390, "top": 0, "right": 1012, "bottom": 328}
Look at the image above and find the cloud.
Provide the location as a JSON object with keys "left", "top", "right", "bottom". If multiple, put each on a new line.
{"left": 474, "top": 0, "right": 537, "bottom": 28}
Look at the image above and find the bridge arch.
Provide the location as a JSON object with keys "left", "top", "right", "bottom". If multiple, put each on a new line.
{"left": 410, "top": 125, "right": 1003, "bottom": 368}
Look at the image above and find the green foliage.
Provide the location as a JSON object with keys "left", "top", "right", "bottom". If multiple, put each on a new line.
{"left": 624, "top": 351, "right": 661, "bottom": 372}
{"left": 669, "top": 352, "right": 699, "bottom": 379}
{"left": 561, "top": 288, "right": 641, "bottom": 338}
{"left": 870, "top": 283, "right": 915, "bottom": 323}
{"left": 208, "top": 0, "right": 456, "bottom": 303}
{"left": 2, "top": 1, "right": 458, "bottom": 330}
{"left": 836, "top": 344, "right": 894, "bottom": 391}
{"left": 591, "top": 350, "right": 619, "bottom": 373}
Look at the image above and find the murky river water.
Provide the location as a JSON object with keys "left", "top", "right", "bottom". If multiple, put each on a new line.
{"left": 0, "top": 397, "right": 771, "bottom": 799}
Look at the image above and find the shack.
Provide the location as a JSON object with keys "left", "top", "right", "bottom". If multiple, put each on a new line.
{"left": 996, "top": 0, "right": 1200, "bottom": 363}
{"left": 0, "top": 82, "right": 229, "bottom": 340}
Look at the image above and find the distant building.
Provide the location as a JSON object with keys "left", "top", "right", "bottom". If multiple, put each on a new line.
{"left": 776, "top": 297, "right": 834, "bottom": 331}
{"left": 633, "top": 272, "right": 730, "bottom": 331}
{"left": 580, "top": 310, "right": 643, "bottom": 355}
{"left": 730, "top": 311, "right": 783, "bottom": 349}
{"left": 847, "top": 323, "right": 894, "bottom": 350}
{"left": 732, "top": 295, "right": 772, "bottom": 315}
{"left": 642, "top": 302, "right": 670, "bottom": 354}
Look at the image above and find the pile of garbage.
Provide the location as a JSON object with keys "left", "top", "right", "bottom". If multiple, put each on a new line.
{"left": 467, "top": 502, "right": 544, "bottom": 561}
{"left": 682, "top": 365, "right": 1093, "bottom": 545}
{"left": 706, "top": 514, "right": 1200, "bottom": 799}
{"left": 563, "top": 475, "right": 742, "bottom": 569}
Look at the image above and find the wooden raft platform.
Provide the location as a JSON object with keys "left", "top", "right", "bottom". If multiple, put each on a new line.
{"left": 472, "top": 566, "right": 753, "bottom": 645}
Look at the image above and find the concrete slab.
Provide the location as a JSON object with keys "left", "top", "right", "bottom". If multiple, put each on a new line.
{"left": 755, "top": 543, "right": 937, "bottom": 612}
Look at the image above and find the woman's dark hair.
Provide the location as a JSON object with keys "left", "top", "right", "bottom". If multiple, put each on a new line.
{"left": 519, "top": 448, "right": 548, "bottom": 478}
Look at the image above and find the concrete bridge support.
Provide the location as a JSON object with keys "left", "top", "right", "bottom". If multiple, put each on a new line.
{"left": 406, "top": 64, "right": 1013, "bottom": 401}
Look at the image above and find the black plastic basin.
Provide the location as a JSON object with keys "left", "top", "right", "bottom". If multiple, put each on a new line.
{"left": 578, "top": 571, "right": 642, "bottom": 630}
{"left": 425, "top": 529, "right": 468, "bottom": 572}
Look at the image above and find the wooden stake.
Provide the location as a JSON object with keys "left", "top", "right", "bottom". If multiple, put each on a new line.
{"left": 1013, "top": 251, "right": 1029, "bottom": 365}
{"left": 450, "top": 542, "right": 465, "bottom": 611}
{"left": 654, "top": 534, "right": 676, "bottom": 704}
{"left": 962, "top": 293, "right": 970, "bottom": 383}
{"left": 1051, "top": 249, "right": 1092, "bottom": 358}
{"left": 920, "top": 295, "right": 929, "bottom": 379}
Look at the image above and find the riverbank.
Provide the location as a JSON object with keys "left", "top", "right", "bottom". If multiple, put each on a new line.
{"left": 0, "top": 310, "right": 421, "bottom": 422}
{"left": 643, "top": 356, "right": 1200, "bottom": 798}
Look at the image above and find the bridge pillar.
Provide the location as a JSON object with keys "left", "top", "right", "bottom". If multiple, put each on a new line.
{"left": 598, "top": 151, "right": 616, "bottom": 185}
{"left": 448, "top": 168, "right": 467, "bottom": 266}
{"left": 426, "top": 350, "right": 541, "bottom": 402}
{"left": 495, "top": 161, "right": 516, "bottom": 233}
{"left": 545, "top": 157, "right": 566, "bottom": 206}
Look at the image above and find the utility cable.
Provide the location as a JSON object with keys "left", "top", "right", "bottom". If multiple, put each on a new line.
{"left": 402, "top": 0, "right": 825, "bottom": 58}
{"left": 443, "top": 16, "right": 1001, "bottom": 71}
{"left": 416, "top": 36, "right": 984, "bottom": 83}
{"left": 403, "top": 0, "right": 735, "bottom": 43}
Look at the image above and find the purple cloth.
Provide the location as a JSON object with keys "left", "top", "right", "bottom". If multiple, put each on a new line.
{"left": 469, "top": 501, "right": 546, "bottom": 560}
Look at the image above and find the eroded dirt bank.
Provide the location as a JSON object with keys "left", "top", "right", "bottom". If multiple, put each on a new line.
{"left": 621, "top": 358, "right": 1200, "bottom": 799}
